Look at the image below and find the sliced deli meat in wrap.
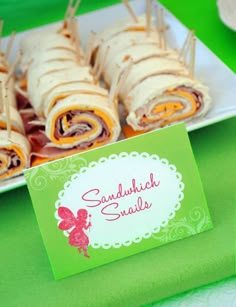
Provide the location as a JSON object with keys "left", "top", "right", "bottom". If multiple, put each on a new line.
{"left": 0, "top": 130, "right": 31, "bottom": 180}
{"left": 0, "top": 39, "right": 30, "bottom": 181}
{"left": 0, "top": 74, "right": 24, "bottom": 134}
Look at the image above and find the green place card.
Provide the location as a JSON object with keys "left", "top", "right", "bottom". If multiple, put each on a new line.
{"left": 24, "top": 123, "right": 213, "bottom": 280}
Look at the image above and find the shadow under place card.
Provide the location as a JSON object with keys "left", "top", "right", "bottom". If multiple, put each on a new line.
{"left": 24, "top": 123, "right": 213, "bottom": 280}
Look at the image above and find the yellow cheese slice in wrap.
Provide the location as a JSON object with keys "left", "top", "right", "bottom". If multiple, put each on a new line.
{"left": 0, "top": 130, "right": 31, "bottom": 180}
{"left": 45, "top": 92, "right": 120, "bottom": 149}
{"left": 125, "top": 74, "right": 211, "bottom": 130}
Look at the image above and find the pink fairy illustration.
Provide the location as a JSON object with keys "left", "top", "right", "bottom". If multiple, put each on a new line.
{"left": 57, "top": 207, "right": 92, "bottom": 258}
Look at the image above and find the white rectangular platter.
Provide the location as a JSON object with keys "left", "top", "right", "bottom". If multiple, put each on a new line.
{"left": 1, "top": 0, "right": 236, "bottom": 194}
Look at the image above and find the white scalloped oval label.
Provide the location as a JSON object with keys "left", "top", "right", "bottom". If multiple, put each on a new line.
{"left": 55, "top": 152, "right": 184, "bottom": 250}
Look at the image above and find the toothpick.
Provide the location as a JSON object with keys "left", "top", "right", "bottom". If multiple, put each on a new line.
{"left": 66, "top": 4, "right": 76, "bottom": 35}
{"left": 67, "top": 11, "right": 74, "bottom": 41}
{"left": 109, "top": 60, "right": 133, "bottom": 106}
{"left": 71, "top": 18, "right": 81, "bottom": 62}
{"left": 73, "top": 0, "right": 81, "bottom": 15}
{"left": 189, "top": 36, "right": 196, "bottom": 79}
{"left": 67, "top": 5, "right": 74, "bottom": 26}
{"left": 122, "top": 0, "right": 138, "bottom": 23}
{"left": 96, "top": 46, "right": 110, "bottom": 80}
{"left": 5, "top": 53, "right": 21, "bottom": 84}
{"left": 179, "top": 30, "right": 194, "bottom": 61}
{"left": 92, "top": 56, "right": 100, "bottom": 75}
{"left": 85, "top": 31, "right": 96, "bottom": 66}
{"left": 160, "top": 8, "right": 166, "bottom": 50}
{"left": 4, "top": 30, "right": 16, "bottom": 61}
{"left": 0, "top": 82, "right": 3, "bottom": 113}
{"left": 155, "top": 5, "right": 161, "bottom": 47}
{"left": 109, "top": 64, "right": 121, "bottom": 105}
{"left": 64, "top": 0, "right": 73, "bottom": 20}
{"left": 71, "top": 0, "right": 81, "bottom": 18}
{"left": 114, "top": 60, "right": 133, "bottom": 99}
{"left": 68, "top": 17, "right": 80, "bottom": 61}
{"left": 92, "top": 39, "right": 104, "bottom": 75}
{"left": 0, "top": 20, "right": 3, "bottom": 53}
{"left": 2, "top": 81, "right": 11, "bottom": 139}
{"left": 146, "top": 0, "right": 152, "bottom": 37}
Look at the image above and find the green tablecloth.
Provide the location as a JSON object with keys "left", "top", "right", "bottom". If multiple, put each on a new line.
{"left": 0, "top": 1, "right": 235, "bottom": 306}
{"left": 160, "top": 0, "right": 236, "bottom": 72}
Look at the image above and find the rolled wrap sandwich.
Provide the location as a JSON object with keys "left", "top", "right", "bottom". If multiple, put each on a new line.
{"left": 92, "top": 14, "right": 211, "bottom": 133}
{"left": 0, "top": 42, "right": 30, "bottom": 181}
{"left": 18, "top": 27, "right": 120, "bottom": 165}
{"left": 124, "top": 74, "right": 211, "bottom": 130}
{"left": 0, "top": 130, "right": 31, "bottom": 180}
{"left": 0, "top": 74, "right": 24, "bottom": 134}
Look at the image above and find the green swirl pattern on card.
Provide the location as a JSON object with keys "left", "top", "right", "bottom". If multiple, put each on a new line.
{"left": 152, "top": 206, "right": 212, "bottom": 242}
{"left": 24, "top": 156, "right": 87, "bottom": 191}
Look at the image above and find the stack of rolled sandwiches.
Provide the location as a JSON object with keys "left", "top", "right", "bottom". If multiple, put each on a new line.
{"left": 90, "top": 5, "right": 211, "bottom": 136}
{"left": 1, "top": 1, "right": 212, "bottom": 180}
{"left": 0, "top": 39, "right": 31, "bottom": 180}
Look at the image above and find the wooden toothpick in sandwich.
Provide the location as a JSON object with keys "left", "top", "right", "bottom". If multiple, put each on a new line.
{"left": 64, "top": 0, "right": 73, "bottom": 20}
{"left": 146, "top": 0, "right": 152, "bottom": 37}
{"left": 4, "top": 30, "right": 16, "bottom": 61}
{"left": 109, "top": 59, "right": 133, "bottom": 106}
{"left": 114, "top": 59, "right": 133, "bottom": 101}
{"left": 122, "top": 0, "right": 139, "bottom": 23}
{"left": 160, "top": 8, "right": 167, "bottom": 50}
{"left": 92, "top": 38, "right": 105, "bottom": 75}
{"left": 0, "top": 81, "right": 3, "bottom": 113}
{"left": 189, "top": 36, "right": 196, "bottom": 79}
{"left": 179, "top": 30, "right": 194, "bottom": 63}
{"left": 96, "top": 46, "right": 110, "bottom": 80}
{"left": 71, "top": 0, "right": 81, "bottom": 17}
{"left": 0, "top": 19, "right": 4, "bottom": 54}
{"left": 70, "top": 17, "right": 81, "bottom": 62}
{"left": 5, "top": 52, "right": 21, "bottom": 85}
{"left": 155, "top": 5, "right": 167, "bottom": 50}
{"left": 155, "top": 4, "right": 161, "bottom": 47}
{"left": 2, "top": 80, "right": 11, "bottom": 140}
{"left": 85, "top": 31, "right": 96, "bottom": 66}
